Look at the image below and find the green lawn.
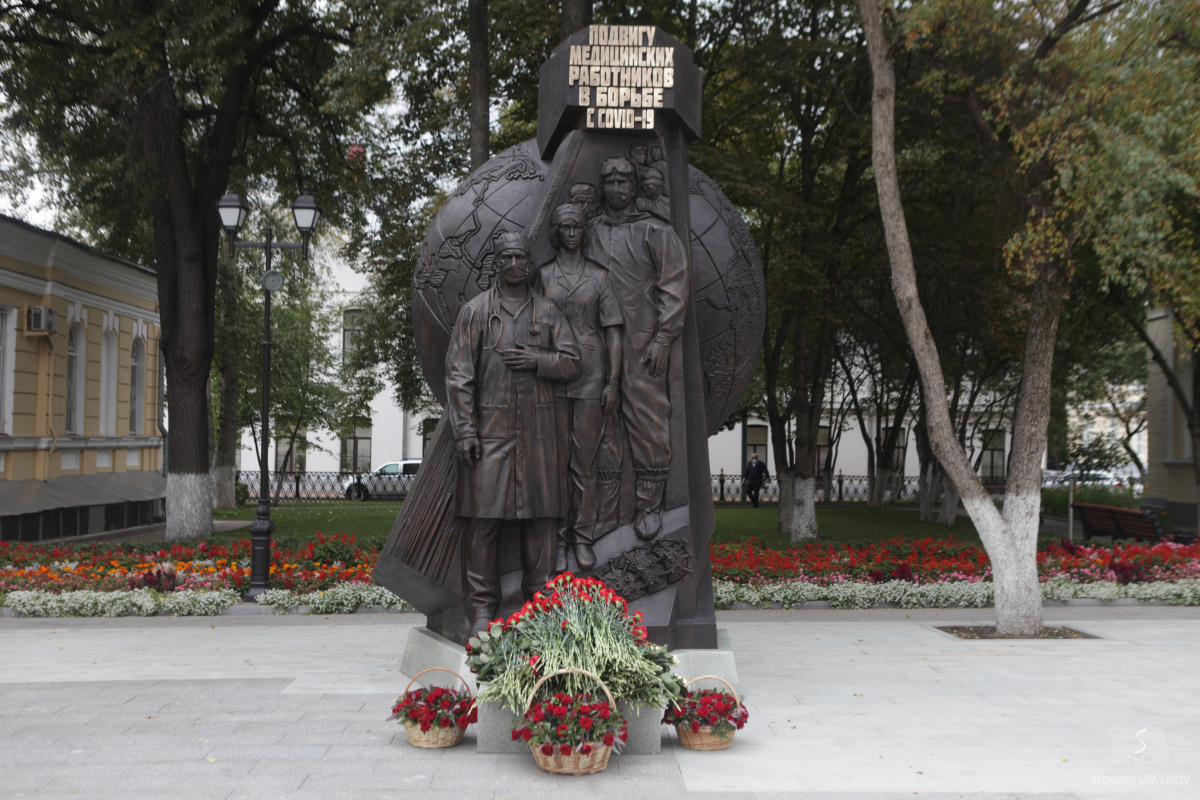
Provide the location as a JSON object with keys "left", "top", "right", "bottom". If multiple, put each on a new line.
{"left": 211, "top": 503, "right": 403, "bottom": 549}
{"left": 210, "top": 501, "right": 988, "bottom": 551}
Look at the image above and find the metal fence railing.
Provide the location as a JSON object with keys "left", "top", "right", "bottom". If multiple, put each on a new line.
{"left": 236, "top": 471, "right": 416, "bottom": 503}
{"left": 235, "top": 470, "right": 1016, "bottom": 505}
{"left": 710, "top": 474, "right": 922, "bottom": 503}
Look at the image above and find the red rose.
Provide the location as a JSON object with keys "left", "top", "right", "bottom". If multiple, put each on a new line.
{"left": 599, "top": 707, "right": 611, "bottom": 720}
{"left": 557, "top": 724, "right": 570, "bottom": 737}
{"left": 561, "top": 620, "right": 568, "bottom": 630}
{"left": 421, "top": 721, "right": 432, "bottom": 732}
{"left": 691, "top": 720, "right": 700, "bottom": 733}
{"left": 511, "top": 730, "right": 522, "bottom": 741}
{"left": 708, "top": 714, "right": 718, "bottom": 726}
{"left": 603, "top": 733, "right": 615, "bottom": 746}
{"left": 580, "top": 743, "right": 593, "bottom": 755}
{"left": 532, "top": 709, "right": 545, "bottom": 722}
{"left": 541, "top": 743, "right": 554, "bottom": 756}
{"left": 580, "top": 717, "right": 593, "bottom": 730}
{"left": 560, "top": 744, "right": 572, "bottom": 756}
{"left": 553, "top": 705, "right": 568, "bottom": 717}
{"left": 440, "top": 718, "right": 451, "bottom": 728}
{"left": 522, "top": 729, "right": 533, "bottom": 741}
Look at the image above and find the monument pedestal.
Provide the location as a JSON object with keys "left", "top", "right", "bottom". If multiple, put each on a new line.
{"left": 399, "top": 623, "right": 738, "bottom": 755}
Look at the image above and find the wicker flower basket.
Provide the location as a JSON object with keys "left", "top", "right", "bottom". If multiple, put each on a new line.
{"left": 401, "top": 667, "right": 471, "bottom": 749}
{"left": 673, "top": 675, "right": 740, "bottom": 751}
{"left": 526, "top": 667, "right": 616, "bottom": 775}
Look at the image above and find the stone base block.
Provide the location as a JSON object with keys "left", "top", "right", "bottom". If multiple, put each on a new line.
{"left": 399, "top": 626, "right": 475, "bottom": 692}
{"left": 673, "top": 627, "right": 741, "bottom": 697}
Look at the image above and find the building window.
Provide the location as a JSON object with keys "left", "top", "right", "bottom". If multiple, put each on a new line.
{"left": 884, "top": 427, "right": 908, "bottom": 475}
{"left": 66, "top": 323, "right": 86, "bottom": 434}
{"left": 816, "top": 425, "right": 831, "bottom": 472}
{"left": 0, "top": 306, "right": 12, "bottom": 435}
{"left": 128, "top": 337, "right": 144, "bottom": 435}
{"left": 342, "top": 308, "right": 363, "bottom": 358}
{"left": 341, "top": 418, "right": 372, "bottom": 472}
{"left": 980, "top": 429, "right": 1006, "bottom": 482}
{"left": 100, "top": 328, "right": 118, "bottom": 436}
{"left": 276, "top": 431, "right": 307, "bottom": 472}
{"left": 745, "top": 423, "right": 767, "bottom": 466}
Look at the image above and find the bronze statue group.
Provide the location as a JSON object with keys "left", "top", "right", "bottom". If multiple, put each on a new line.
{"left": 445, "top": 144, "right": 687, "bottom": 634}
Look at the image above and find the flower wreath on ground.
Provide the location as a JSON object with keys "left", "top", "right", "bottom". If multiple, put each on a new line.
{"left": 388, "top": 685, "right": 477, "bottom": 733}
{"left": 464, "top": 573, "right": 685, "bottom": 714}
{"left": 513, "top": 691, "right": 628, "bottom": 757}
{"left": 663, "top": 688, "right": 749, "bottom": 739}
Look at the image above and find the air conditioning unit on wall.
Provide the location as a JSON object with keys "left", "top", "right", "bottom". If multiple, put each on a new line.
{"left": 27, "top": 305, "right": 58, "bottom": 334}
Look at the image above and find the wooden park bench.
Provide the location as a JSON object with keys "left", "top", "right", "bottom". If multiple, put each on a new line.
{"left": 1070, "top": 502, "right": 1180, "bottom": 543}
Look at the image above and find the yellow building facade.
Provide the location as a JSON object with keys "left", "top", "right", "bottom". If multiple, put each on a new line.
{"left": 0, "top": 214, "right": 164, "bottom": 541}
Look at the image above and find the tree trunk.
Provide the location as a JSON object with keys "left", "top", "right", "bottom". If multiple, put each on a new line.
{"left": 211, "top": 248, "right": 241, "bottom": 509}
{"left": 870, "top": 464, "right": 888, "bottom": 507}
{"left": 468, "top": 0, "right": 490, "bottom": 170}
{"left": 858, "top": 0, "right": 1055, "bottom": 635}
{"left": 561, "top": 0, "right": 592, "bottom": 38}
{"left": 778, "top": 467, "right": 817, "bottom": 541}
{"left": 938, "top": 480, "right": 959, "bottom": 526}
{"left": 145, "top": 81, "right": 217, "bottom": 541}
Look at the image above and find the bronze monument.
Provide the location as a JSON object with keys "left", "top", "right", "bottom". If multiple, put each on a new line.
{"left": 373, "top": 24, "right": 765, "bottom": 650}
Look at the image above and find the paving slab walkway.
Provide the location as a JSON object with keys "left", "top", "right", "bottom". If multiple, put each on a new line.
{"left": 2, "top": 607, "right": 1196, "bottom": 800}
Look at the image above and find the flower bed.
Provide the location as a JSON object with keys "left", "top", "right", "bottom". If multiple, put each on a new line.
{"left": 711, "top": 536, "right": 1200, "bottom": 585}
{"left": 3, "top": 534, "right": 1200, "bottom": 616}
{"left": 0, "top": 533, "right": 375, "bottom": 595}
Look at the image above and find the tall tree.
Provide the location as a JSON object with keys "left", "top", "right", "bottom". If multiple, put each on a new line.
{"left": 858, "top": 0, "right": 1148, "bottom": 634}
{"left": 0, "top": 1, "right": 379, "bottom": 537}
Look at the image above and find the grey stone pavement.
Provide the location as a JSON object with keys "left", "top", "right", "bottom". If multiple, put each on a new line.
{"left": 2, "top": 607, "right": 1197, "bottom": 800}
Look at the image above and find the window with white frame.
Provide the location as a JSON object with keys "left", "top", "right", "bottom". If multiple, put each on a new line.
{"left": 129, "top": 337, "right": 144, "bottom": 435}
{"left": 0, "top": 306, "right": 12, "bottom": 435}
{"left": 340, "top": 418, "right": 372, "bottom": 472}
{"left": 980, "top": 429, "right": 1006, "bottom": 482}
{"left": 883, "top": 426, "right": 908, "bottom": 474}
{"left": 100, "top": 328, "right": 118, "bottom": 436}
{"left": 66, "top": 323, "right": 85, "bottom": 435}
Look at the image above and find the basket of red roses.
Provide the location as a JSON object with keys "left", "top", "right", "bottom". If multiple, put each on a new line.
{"left": 389, "top": 667, "right": 477, "bottom": 749}
{"left": 663, "top": 675, "right": 748, "bottom": 751}
{"left": 513, "top": 667, "right": 628, "bottom": 775}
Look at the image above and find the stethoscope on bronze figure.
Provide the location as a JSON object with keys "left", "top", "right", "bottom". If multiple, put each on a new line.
{"left": 483, "top": 290, "right": 541, "bottom": 351}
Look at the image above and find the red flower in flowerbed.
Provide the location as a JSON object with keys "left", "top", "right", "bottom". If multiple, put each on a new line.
{"left": 0, "top": 532, "right": 378, "bottom": 595}
{"left": 710, "top": 537, "right": 990, "bottom": 585}
{"left": 512, "top": 692, "right": 628, "bottom": 756}
{"left": 710, "top": 536, "right": 1200, "bottom": 585}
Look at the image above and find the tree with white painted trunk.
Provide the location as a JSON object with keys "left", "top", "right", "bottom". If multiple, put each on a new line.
{"left": 856, "top": 0, "right": 1135, "bottom": 634}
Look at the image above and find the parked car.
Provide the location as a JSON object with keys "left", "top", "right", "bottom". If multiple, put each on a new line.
{"left": 342, "top": 460, "right": 421, "bottom": 500}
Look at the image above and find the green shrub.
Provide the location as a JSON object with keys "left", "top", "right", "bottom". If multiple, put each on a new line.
{"left": 234, "top": 482, "right": 250, "bottom": 507}
{"left": 1041, "top": 484, "right": 1142, "bottom": 517}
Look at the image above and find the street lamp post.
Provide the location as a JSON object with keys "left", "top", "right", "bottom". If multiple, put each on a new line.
{"left": 216, "top": 191, "right": 322, "bottom": 598}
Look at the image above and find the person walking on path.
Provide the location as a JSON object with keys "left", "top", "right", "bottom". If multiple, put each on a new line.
{"left": 743, "top": 452, "right": 769, "bottom": 508}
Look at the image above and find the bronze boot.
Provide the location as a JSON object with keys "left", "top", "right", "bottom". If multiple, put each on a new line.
{"left": 633, "top": 474, "right": 665, "bottom": 541}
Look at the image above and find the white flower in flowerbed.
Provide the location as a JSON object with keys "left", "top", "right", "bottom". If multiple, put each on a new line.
{"left": 711, "top": 578, "right": 1200, "bottom": 609}
{"left": 160, "top": 589, "right": 241, "bottom": 616}
{"left": 254, "top": 582, "right": 408, "bottom": 614}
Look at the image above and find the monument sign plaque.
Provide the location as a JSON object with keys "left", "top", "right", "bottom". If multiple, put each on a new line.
{"left": 372, "top": 25, "right": 764, "bottom": 650}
